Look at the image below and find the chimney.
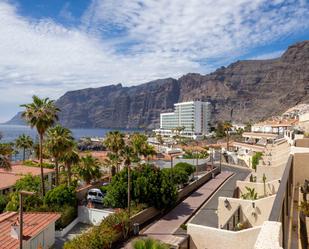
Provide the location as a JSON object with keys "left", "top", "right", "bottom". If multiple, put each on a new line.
{"left": 11, "top": 221, "right": 20, "bottom": 240}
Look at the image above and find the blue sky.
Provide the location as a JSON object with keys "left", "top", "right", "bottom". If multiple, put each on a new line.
{"left": 0, "top": 0, "right": 309, "bottom": 122}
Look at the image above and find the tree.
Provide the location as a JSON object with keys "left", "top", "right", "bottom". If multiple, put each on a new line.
{"left": 0, "top": 143, "right": 13, "bottom": 170}
{"left": 252, "top": 152, "right": 263, "bottom": 172}
{"left": 46, "top": 125, "right": 74, "bottom": 186}
{"left": 174, "top": 162, "right": 195, "bottom": 176}
{"left": 133, "top": 238, "right": 169, "bottom": 249}
{"left": 60, "top": 148, "right": 79, "bottom": 186}
{"left": 262, "top": 173, "right": 267, "bottom": 197}
{"left": 129, "top": 133, "right": 148, "bottom": 161}
{"left": 74, "top": 155, "right": 102, "bottom": 184}
{"left": 104, "top": 131, "right": 125, "bottom": 172}
{"left": 103, "top": 152, "right": 121, "bottom": 177}
{"left": 44, "top": 184, "right": 77, "bottom": 207}
{"left": 15, "top": 134, "right": 33, "bottom": 162}
{"left": 215, "top": 121, "right": 225, "bottom": 138}
{"left": 223, "top": 121, "right": 233, "bottom": 151}
{"left": 21, "top": 95, "right": 60, "bottom": 196}
{"left": 141, "top": 144, "right": 156, "bottom": 162}
{"left": 5, "top": 175, "right": 42, "bottom": 211}
{"left": 121, "top": 145, "right": 135, "bottom": 216}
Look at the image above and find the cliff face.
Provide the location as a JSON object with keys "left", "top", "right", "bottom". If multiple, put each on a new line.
{"left": 7, "top": 41, "right": 309, "bottom": 128}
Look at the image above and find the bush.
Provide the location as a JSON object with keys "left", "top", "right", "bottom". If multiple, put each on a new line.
{"left": 174, "top": 162, "right": 195, "bottom": 176}
{"left": 63, "top": 210, "right": 129, "bottom": 249}
{"left": 103, "top": 164, "right": 177, "bottom": 210}
{"left": 0, "top": 195, "right": 8, "bottom": 213}
{"left": 56, "top": 205, "right": 77, "bottom": 230}
{"left": 23, "top": 160, "right": 54, "bottom": 169}
{"left": 15, "top": 174, "right": 41, "bottom": 192}
{"left": 44, "top": 185, "right": 77, "bottom": 207}
{"left": 252, "top": 152, "right": 263, "bottom": 172}
{"left": 5, "top": 175, "right": 43, "bottom": 212}
{"left": 133, "top": 238, "right": 169, "bottom": 249}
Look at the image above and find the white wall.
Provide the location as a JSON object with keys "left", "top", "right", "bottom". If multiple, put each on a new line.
{"left": 78, "top": 206, "right": 114, "bottom": 225}
{"left": 218, "top": 195, "right": 276, "bottom": 228}
{"left": 188, "top": 223, "right": 261, "bottom": 249}
{"left": 24, "top": 222, "right": 56, "bottom": 249}
{"left": 236, "top": 180, "right": 280, "bottom": 198}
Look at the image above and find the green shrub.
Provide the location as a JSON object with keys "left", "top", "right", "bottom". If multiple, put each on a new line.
{"left": 44, "top": 184, "right": 77, "bottom": 207}
{"left": 104, "top": 164, "right": 177, "bottom": 210}
{"left": 0, "top": 195, "right": 8, "bottom": 213}
{"left": 23, "top": 160, "right": 54, "bottom": 169}
{"left": 56, "top": 205, "right": 77, "bottom": 230}
{"left": 133, "top": 238, "right": 169, "bottom": 249}
{"left": 174, "top": 162, "right": 195, "bottom": 176}
{"left": 63, "top": 210, "right": 129, "bottom": 249}
{"left": 15, "top": 174, "right": 41, "bottom": 192}
{"left": 252, "top": 152, "right": 263, "bottom": 172}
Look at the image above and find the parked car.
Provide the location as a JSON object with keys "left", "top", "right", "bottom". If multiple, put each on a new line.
{"left": 87, "top": 188, "right": 104, "bottom": 204}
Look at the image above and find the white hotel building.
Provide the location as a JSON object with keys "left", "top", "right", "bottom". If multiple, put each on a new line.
{"left": 155, "top": 101, "right": 211, "bottom": 139}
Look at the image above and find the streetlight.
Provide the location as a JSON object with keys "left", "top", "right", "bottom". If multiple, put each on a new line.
{"left": 19, "top": 190, "right": 35, "bottom": 249}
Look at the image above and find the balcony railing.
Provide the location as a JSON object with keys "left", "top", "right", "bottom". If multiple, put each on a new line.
{"left": 268, "top": 155, "right": 294, "bottom": 248}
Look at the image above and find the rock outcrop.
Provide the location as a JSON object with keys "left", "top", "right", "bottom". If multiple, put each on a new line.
{"left": 7, "top": 41, "right": 309, "bottom": 129}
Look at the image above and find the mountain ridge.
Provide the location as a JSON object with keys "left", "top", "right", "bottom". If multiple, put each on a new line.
{"left": 7, "top": 40, "right": 309, "bottom": 129}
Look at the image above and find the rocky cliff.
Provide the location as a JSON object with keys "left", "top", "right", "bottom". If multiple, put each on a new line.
{"left": 7, "top": 41, "right": 309, "bottom": 129}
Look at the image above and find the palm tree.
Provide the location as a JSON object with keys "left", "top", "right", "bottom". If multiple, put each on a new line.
{"left": 133, "top": 238, "right": 169, "bottom": 249}
{"left": 104, "top": 131, "right": 125, "bottom": 172}
{"left": 21, "top": 95, "right": 60, "bottom": 195}
{"left": 46, "top": 125, "right": 74, "bottom": 186}
{"left": 15, "top": 134, "right": 33, "bottom": 162}
{"left": 223, "top": 121, "right": 233, "bottom": 151}
{"left": 0, "top": 143, "right": 13, "bottom": 170}
{"left": 141, "top": 144, "right": 156, "bottom": 162}
{"left": 75, "top": 155, "right": 102, "bottom": 185}
{"left": 60, "top": 147, "right": 79, "bottom": 186}
{"left": 129, "top": 133, "right": 148, "bottom": 161}
{"left": 121, "top": 145, "right": 134, "bottom": 216}
{"left": 103, "top": 152, "right": 120, "bottom": 177}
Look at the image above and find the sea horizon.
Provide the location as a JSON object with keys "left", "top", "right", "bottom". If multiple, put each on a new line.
{"left": 0, "top": 124, "right": 139, "bottom": 143}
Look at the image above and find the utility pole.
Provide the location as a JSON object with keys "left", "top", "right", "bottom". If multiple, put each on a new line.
{"left": 19, "top": 191, "right": 35, "bottom": 249}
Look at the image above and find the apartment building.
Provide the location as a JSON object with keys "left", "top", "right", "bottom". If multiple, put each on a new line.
{"left": 187, "top": 131, "right": 309, "bottom": 249}
{"left": 156, "top": 101, "right": 211, "bottom": 139}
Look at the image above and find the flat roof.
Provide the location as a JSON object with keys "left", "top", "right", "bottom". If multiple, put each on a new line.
{"left": 242, "top": 132, "right": 278, "bottom": 139}
{"left": 0, "top": 212, "right": 60, "bottom": 249}
{"left": 160, "top": 112, "right": 175, "bottom": 116}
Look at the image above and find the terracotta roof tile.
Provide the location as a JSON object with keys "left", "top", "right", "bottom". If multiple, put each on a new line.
{"left": 0, "top": 212, "right": 60, "bottom": 249}
{"left": 0, "top": 165, "right": 54, "bottom": 190}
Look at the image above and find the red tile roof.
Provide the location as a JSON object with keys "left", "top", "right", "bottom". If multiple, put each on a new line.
{"left": 0, "top": 212, "right": 60, "bottom": 249}
{"left": 0, "top": 165, "right": 54, "bottom": 190}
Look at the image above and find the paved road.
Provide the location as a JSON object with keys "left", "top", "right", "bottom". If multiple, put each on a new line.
{"left": 140, "top": 171, "right": 233, "bottom": 246}
{"left": 189, "top": 164, "right": 251, "bottom": 227}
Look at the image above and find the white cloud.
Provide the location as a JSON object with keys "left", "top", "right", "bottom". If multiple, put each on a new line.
{"left": 249, "top": 50, "right": 284, "bottom": 60}
{"left": 0, "top": 0, "right": 308, "bottom": 121}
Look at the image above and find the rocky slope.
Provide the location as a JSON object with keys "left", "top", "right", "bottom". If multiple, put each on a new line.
{"left": 7, "top": 41, "right": 309, "bottom": 129}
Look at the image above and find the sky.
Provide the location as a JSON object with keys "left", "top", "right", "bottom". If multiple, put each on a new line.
{"left": 0, "top": 0, "right": 308, "bottom": 122}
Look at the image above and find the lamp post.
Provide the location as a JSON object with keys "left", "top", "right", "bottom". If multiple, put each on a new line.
{"left": 19, "top": 191, "right": 35, "bottom": 249}
{"left": 219, "top": 147, "right": 222, "bottom": 173}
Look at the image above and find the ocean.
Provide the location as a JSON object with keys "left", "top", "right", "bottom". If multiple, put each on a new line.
{"left": 0, "top": 124, "right": 140, "bottom": 161}
{"left": 0, "top": 124, "right": 136, "bottom": 143}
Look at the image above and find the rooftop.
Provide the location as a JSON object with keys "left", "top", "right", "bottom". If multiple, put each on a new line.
{"left": 0, "top": 211, "right": 60, "bottom": 249}
{"left": 0, "top": 164, "right": 55, "bottom": 190}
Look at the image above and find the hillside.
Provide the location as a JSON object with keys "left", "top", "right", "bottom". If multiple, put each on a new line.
{"left": 7, "top": 41, "right": 309, "bottom": 129}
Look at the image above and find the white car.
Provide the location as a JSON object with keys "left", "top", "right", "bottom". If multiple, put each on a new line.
{"left": 87, "top": 188, "right": 104, "bottom": 204}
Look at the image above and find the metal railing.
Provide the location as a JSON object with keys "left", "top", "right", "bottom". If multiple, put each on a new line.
{"left": 268, "top": 155, "right": 294, "bottom": 249}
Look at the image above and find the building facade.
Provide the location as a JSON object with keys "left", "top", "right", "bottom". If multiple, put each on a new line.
{"left": 158, "top": 101, "right": 211, "bottom": 138}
